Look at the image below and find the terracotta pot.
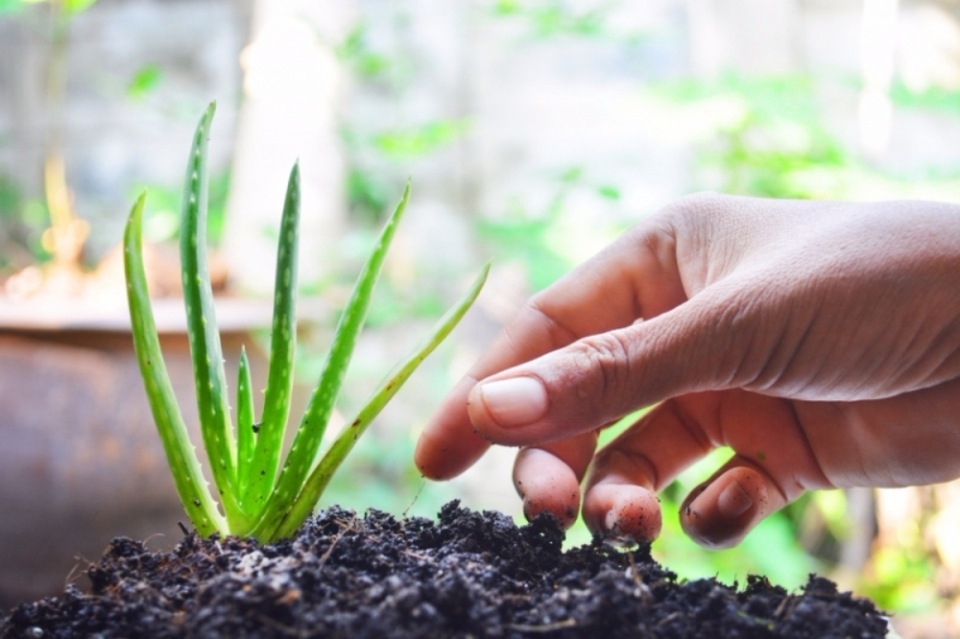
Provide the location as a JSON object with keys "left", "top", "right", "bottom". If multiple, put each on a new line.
{"left": 0, "top": 298, "right": 270, "bottom": 607}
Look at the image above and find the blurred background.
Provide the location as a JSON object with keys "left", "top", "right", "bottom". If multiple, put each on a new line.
{"left": 2, "top": 0, "right": 960, "bottom": 636}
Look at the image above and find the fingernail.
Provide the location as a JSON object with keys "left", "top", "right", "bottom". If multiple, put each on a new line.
{"left": 479, "top": 377, "right": 548, "bottom": 427}
{"left": 717, "top": 480, "right": 753, "bottom": 518}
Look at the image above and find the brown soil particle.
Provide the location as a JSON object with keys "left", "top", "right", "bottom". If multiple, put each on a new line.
{"left": 0, "top": 501, "right": 887, "bottom": 638}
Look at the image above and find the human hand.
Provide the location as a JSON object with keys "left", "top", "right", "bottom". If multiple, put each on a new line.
{"left": 415, "top": 193, "right": 960, "bottom": 548}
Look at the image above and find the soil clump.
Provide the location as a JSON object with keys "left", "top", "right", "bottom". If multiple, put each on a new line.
{"left": 0, "top": 501, "right": 887, "bottom": 638}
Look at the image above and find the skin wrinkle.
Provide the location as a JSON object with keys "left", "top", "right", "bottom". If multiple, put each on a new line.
{"left": 577, "top": 332, "right": 633, "bottom": 413}
{"left": 890, "top": 306, "right": 933, "bottom": 391}
{"left": 784, "top": 400, "right": 834, "bottom": 492}
{"left": 670, "top": 398, "right": 716, "bottom": 455}
{"left": 511, "top": 304, "right": 577, "bottom": 359}
{"left": 828, "top": 402, "right": 872, "bottom": 487}
{"left": 660, "top": 195, "right": 725, "bottom": 295}
{"left": 525, "top": 299, "right": 583, "bottom": 352}
{"left": 594, "top": 447, "right": 659, "bottom": 491}
{"left": 707, "top": 286, "right": 766, "bottom": 390}
{"left": 631, "top": 221, "right": 680, "bottom": 317}
{"left": 682, "top": 195, "right": 769, "bottom": 286}
{"left": 754, "top": 284, "right": 818, "bottom": 396}
{"left": 849, "top": 301, "right": 907, "bottom": 399}
{"left": 919, "top": 317, "right": 960, "bottom": 390}
{"left": 938, "top": 325, "right": 960, "bottom": 383}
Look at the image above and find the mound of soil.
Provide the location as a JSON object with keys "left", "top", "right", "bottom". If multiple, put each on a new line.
{"left": 1, "top": 501, "right": 887, "bottom": 638}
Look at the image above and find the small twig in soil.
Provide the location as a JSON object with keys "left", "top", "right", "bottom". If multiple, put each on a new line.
{"left": 503, "top": 618, "right": 578, "bottom": 633}
{"left": 625, "top": 549, "right": 653, "bottom": 605}
{"left": 402, "top": 478, "right": 426, "bottom": 519}
{"left": 657, "top": 611, "right": 681, "bottom": 627}
{"left": 774, "top": 595, "right": 798, "bottom": 621}
{"left": 626, "top": 549, "right": 642, "bottom": 585}
{"left": 67, "top": 553, "right": 97, "bottom": 589}
{"left": 318, "top": 516, "right": 359, "bottom": 569}
{"left": 142, "top": 532, "right": 166, "bottom": 549}
{"left": 64, "top": 561, "right": 83, "bottom": 589}
{"left": 402, "top": 549, "right": 433, "bottom": 563}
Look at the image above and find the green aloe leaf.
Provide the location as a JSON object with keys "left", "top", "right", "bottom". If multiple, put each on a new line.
{"left": 251, "top": 183, "right": 410, "bottom": 539}
{"left": 243, "top": 163, "right": 301, "bottom": 515}
{"left": 179, "top": 102, "right": 245, "bottom": 528}
{"left": 124, "top": 192, "right": 227, "bottom": 536}
{"left": 269, "top": 262, "right": 491, "bottom": 540}
{"left": 236, "top": 346, "right": 256, "bottom": 488}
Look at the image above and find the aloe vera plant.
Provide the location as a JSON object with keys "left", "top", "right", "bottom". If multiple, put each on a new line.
{"left": 123, "top": 103, "right": 488, "bottom": 542}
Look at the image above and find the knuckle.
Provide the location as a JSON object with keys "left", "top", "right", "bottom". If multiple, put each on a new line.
{"left": 704, "top": 284, "right": 768, "bottom": 387}
{"left": 571, "top": 332, "right": 633, "bottom": 401}
{"left": 661, "top": 191, "right": 730, "bottom": 223}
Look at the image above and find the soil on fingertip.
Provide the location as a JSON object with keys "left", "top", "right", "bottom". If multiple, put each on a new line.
{"left": 0, "top": 501, "right": 888, "bottom": 638}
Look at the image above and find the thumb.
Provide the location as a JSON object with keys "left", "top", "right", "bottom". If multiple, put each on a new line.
{"left": 466, "top": 282, "right": 758, "bottom": 446}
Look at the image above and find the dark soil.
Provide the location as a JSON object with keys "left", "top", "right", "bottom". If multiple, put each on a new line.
{"left": 0, "top": 501, "right": 887, "bottom": 638}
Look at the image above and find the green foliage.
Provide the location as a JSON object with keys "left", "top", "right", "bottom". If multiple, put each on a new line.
{"left": 476, "top": 165, "right": 628, "bottom": 292}
{"left": 476, "top": 207, "right": 572, "bottom": 292}
{"left": 890, "top": 81, "right": 960, "bottom": 113}
{"left": 373, "top": 119, "right": 472, "bottom": 160}
{"left": 650, "top": 74, "right": 849, "bottom": 199}
{"left": 862, "top": 544, "right": 941, "bottom": 612}
{"left": 125, "top": 104, "right": 489, "bottom": 542}
{"left": 340, "top": 117, "right": 470, "bottom": 226}
{"left": 344, "top": 167, "right": 394, "bottom": 226}
{"left": 127, "top": 64, "right": 164, "bottom": 100}
{"left": 333, "top": 16, "right": 473, "bottom": 227}
{"left": 491, "top": 0, "right": 609, "bottom": 39}
{"left": 0, "top": 0, "right": 97, "bottom": 17}
{"left": 0, "top": 174, "right": 52, "bottom": 273}
{"left": 335, "top": 23, "right": 393, "bottom": 80}
{"left": 133, "top": 169, "right": 230, "bottom": 246}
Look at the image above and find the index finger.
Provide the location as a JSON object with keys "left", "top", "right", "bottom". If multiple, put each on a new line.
{"left": 415, "top": 216, "right": 689, "bottom": 479}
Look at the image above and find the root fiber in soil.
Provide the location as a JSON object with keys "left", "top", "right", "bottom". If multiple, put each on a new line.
{"left": 0, "top": 501, "right": 888, "bottom": 638}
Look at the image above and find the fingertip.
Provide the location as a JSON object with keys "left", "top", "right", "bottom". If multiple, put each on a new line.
{"left": 680, "top": 466, "right": 769, "bottom": 549}
{"left": 413, "top": 432, "right": 449, "bottom": 480}
{"left": 514, "top": 448, "right": 580, "bottom": 529}
{"left": 415, "top": 422, "right": 490, "bottom": 480}
{"left": 583, "top": 483, "right": 662, "bottom": 543}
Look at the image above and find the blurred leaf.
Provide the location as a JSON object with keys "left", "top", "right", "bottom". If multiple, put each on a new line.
{"left": 864, "top": 546, "right": 940, "bottom": 612}
{"left": 373, "top": 119, "right": 471, "bottom": 159}
{"left": 127, "top": 64, "right": 164, "bottom": 100}
{"left": 345, "top": 167, "right": 393, "bottom": 225}
{"left": 559, "top": 165, "right": 583, "bottom": 183}
{"left": 476, "top": 214, "right": 571, "bottom": 291}
{"left": 890, "top": 81, "right": 960, "bottom": 113}
{"left": 652, "top": 73, "right": 850, "bottom": 199}
{"left": 336, "top": 24, "right": 392, "bottom": 79}
{"left": 0, "top": 0, "right": 97, "bottom": 15}
{"left": 0, "top": 0, "right": 26, "bottom": 14}
{"left": 131, "top": 169, "right": 230, "bottom": 246}
{"left": 62, "top": 0, "right": 95, "bottom": 15}
{"left": 811, "top": 489, "right": 851, "bottom": 541}
{"left": 596, "top": 184, "right": 620, "bottom": 200}
{"left": 493, "top": 0, "right": 520, "bottom": 15}
{"left": 488, "top": 0, "right": 612, "bottom": 39}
